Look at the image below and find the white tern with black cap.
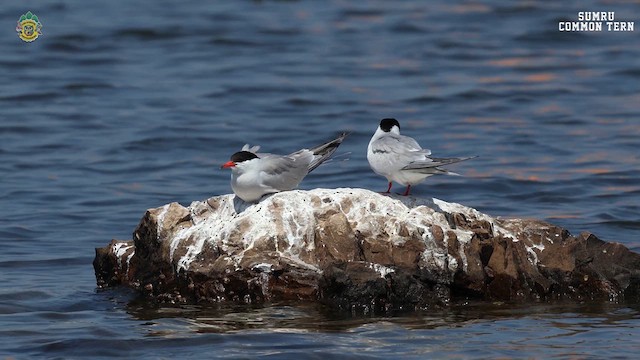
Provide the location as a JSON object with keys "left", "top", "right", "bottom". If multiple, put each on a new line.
{"left": 222, "top": 132, "right": 349, "bottom": 202}
{"left": 367, "top": 118, "right": 475, "bottom": 196}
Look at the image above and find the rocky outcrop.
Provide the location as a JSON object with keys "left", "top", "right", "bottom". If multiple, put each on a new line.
{"left": 94, "top": 188, "right": 640, "bottom": 310}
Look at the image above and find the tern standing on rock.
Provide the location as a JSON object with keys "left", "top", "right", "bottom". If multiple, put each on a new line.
{"left": 222, "top": 132, "right": 349, "bottom": 202}
{"left": 367, "top": 118, "right": 475, "bottom": 196}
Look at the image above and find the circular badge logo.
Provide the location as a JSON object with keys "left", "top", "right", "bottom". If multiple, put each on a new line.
{"left": 16, "top": 11, "right": 43, "bottom": 42}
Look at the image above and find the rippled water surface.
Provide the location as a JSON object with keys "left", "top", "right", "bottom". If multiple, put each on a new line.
{"left": 1, "top": 0, "right": 639, "bottom": 358}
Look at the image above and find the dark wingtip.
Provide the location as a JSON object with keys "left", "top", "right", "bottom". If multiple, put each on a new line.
{"left": 306, "top": 131, "right": 350, "bottom": 172}
{"left": 336, "top": 131, "right": 350, "bottom": 142}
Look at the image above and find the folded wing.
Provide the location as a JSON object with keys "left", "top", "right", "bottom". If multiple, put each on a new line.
{"left": 402, "top": 156, "right": 477, "bottom": 172}
{"left": 371, "top": 134, "right": 432, "bottom": 167}
{"left": 258, "top": 152, "right": 313, "bottom": 191}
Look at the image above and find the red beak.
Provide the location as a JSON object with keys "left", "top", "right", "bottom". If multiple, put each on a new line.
{"left": 221, "top": 161, "right": 236, "bottom": 169}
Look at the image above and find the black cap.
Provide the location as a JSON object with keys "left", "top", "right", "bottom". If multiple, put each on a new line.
{"left": 380, "top": 118, "right": 400, "bottom": 132}
{"left": 230, "top": 151, "right": 259, "bottom": 163}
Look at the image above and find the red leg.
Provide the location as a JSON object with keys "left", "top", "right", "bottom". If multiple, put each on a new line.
{"left": 384, "top": 182, "right": 392, "bottom": 194}
{"left": 402, "top": 185, "right": 411, "bottom": 196}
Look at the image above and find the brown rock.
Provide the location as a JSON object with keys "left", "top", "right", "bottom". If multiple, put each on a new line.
{"left": 93, "top": 188, "right": 640, "bottom": 309}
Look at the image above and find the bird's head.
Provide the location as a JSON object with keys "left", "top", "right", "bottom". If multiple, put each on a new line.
{"left": 221, "top": 151, "right": 259, "bottom": 169}
{"left": 379, "top": 118, "right": 400, "bottom": 134}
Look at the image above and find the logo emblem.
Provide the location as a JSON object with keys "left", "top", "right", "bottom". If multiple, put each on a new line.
{"left": 16, "top": 11, "right": 43, "bottom": 42}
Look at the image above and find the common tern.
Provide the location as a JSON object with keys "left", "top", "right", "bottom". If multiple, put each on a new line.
{"left": 222, "top": 132, "right": 349, "bottom": 202}
{"left": 367, "top": 118, "right": 475, "bottom": 196}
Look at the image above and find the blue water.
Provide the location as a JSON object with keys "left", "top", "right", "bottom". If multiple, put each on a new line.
{"left": 2, "top": 0, "right": 639, "bottom": 358}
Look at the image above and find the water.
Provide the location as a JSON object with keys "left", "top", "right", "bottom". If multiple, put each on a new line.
{"left": 1, "top": 0, "right": 639, "bottom": 358}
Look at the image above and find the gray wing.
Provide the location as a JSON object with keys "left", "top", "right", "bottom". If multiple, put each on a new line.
{"left": 241, "top": 144, "right": 261, "bottom": 153}
{"left": 402, "top": 156, "right": 477, "bottom": 172}
{"left": 241, "top": 144, "right": 273, "bottom": 158}
{"left": 371, "top": 134, "right": 432, "bottom": 167}
{"left": 258, "top": 152, "right": 313, "bottom": 191}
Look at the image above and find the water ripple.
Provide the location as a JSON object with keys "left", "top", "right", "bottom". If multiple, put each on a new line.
{"left": 1, "top": 0, "right": 639, "bottom": 358}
